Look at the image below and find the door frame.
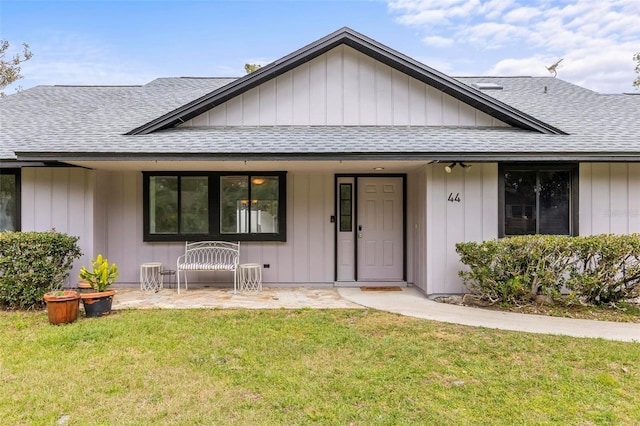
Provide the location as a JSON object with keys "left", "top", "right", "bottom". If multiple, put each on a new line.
{"left": 334, "top": 174, "right": 407, "bottom": 283}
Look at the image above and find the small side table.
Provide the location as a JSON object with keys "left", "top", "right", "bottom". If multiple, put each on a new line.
{"left": 238, "top": 263, "right": 262, "bottom": 293}
{"left": 140, "top": 262, "right": 163, "bottom": 292}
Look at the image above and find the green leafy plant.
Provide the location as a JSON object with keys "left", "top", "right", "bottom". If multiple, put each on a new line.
{"left": 567, "top": 234, "right": 640, "bottom": 304}
{"left": 78, "top": 254, "right": 119, "bottom": 292}
{"left": 456, "top": 235, "right": 572, "bottom": 305}
{"left": 456, "top": 234, "right": 640, "bottom": 307}
{"left": 0, "top": 231, "right": 82, "bottom": 309}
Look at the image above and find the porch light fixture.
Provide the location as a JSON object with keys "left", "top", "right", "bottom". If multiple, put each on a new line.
{"left": 445, "top": 162, "right": 471, "bottom": 173}
{"left": 373, "top": 167, "right": 385, "bottom": 171}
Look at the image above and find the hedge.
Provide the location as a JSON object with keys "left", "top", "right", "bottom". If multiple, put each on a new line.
{"left": 0, "top": 231, "right": 82, "bottom": 310}
{"left": 456, "top": 234, "right": 640, "bottom": 306}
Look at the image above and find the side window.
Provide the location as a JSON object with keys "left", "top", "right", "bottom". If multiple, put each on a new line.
{"left": 499, "top": 164, "right": 577, "bottom": 237}
{"left": 0, "top": 169, "right": 20, "bottom": 231}
{"left": 339, "top": 183, "right": 353, "bottom": 232}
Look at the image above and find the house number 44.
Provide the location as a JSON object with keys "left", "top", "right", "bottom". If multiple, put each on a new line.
{"left": 448, "top": 193, "right": 461, "bottom": 203}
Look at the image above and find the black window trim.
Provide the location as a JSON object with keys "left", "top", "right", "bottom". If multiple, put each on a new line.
{"left": 143, "top": 171, "right": 287, "bottom": 242}
{"left": 498, "top": 162, "right": 578, "bottom": 238}
{"left": 0, "top": 168, "right": 21, "bottom": 232}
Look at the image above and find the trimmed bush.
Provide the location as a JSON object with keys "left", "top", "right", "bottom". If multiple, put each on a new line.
{"left": 456, "top": 235, "right": 573, "bottom": 305}
{"left": 0, "top": 231, "right": 82, "bottom": 310}
{"left": 456, "top": 234, "right": 640, "bottom": 306}
{"left": 567, "top": 234, "right": 640, "bottom": 304}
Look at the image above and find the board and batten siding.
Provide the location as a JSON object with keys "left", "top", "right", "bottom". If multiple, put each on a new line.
{"left": 579, "top": 163, "right": 640, "bottom": 235}
{"left": 86, "top": 171, "right": 336, "bottom": 285}
{"left": 423, "top": 163, "right": 499, "bottom": 295}
{"left": 181, "top": 45, "right": 509, "bottom": 128}
{"left": 20, "top": 168, "right": 98, "bottom": 284}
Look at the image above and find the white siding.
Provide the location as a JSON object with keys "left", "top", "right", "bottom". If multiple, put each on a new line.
{"left": 423, "top": 163, "right": 498, "bottom": 295}
{"left": 85, "top": 171, "right": 335, "bottom": 285}
{"left": 579, "top": 163, "right": 640, "bottom": 235}
{"left": 183, "top": 45, "right": 509, "bottom": 128}
{"left": 21, "top": 168, "right": 97, "bottom": 285}
{"left": 407, "top": 167, "right": 427, "bottom": 290}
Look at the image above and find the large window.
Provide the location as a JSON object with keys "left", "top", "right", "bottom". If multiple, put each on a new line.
{"left": 499, "top": 164, "right": 577, "bottom": 237}
{"left": 0, "top": 169, "right": 20, "bottom": 232}
{"left": 144, "top": 172, "right": 286, "bottom": 242}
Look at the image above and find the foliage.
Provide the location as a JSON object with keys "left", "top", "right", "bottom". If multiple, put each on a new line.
{"left": 0, "top": 231, "right": 82, "bottom": 309}
{"left": 0, "top": 39, "right": 33, "bottom": 96}
{"left": 244, "top": 63, "right": 261, "bottom": 74}
{"left": 456, "top": 235, "right": 572, "bottom": 304}
{"left": 456, "top": 234, "right": 640, "bottom": 306}
{"left": 1, "top": 309, "right": 639, "bottom": 424}
{"left": 567, "top": 234, "right": 640, "bottom": 304}
{"left": 78, "top": 254, "right": 119, "bottom": 292}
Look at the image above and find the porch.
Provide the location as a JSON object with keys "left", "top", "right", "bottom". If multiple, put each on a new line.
{"left": 111, "top": 286, "right": 363, "bottom": 310}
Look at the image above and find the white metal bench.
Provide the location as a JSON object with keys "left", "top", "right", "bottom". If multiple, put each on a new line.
{"left": 176, "top": 241, "right": 240, "bottom": 294}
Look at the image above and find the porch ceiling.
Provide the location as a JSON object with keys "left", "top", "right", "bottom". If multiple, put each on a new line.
{"left": 63, "top": 159, "right": 434, "bottom": 173}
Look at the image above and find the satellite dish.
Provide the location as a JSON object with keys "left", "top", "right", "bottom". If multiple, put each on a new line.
{"left": 546, "top": 58, "right": 563, "bottom": 77}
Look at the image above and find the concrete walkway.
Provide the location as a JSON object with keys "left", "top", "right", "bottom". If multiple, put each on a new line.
{"left": 338, "top": 287, "right": 640, "bottom": 343}
{"left": 111, "top": 286, "right": 639, "bottom": 343}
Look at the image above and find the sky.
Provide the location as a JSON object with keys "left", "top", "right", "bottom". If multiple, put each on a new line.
{"left": 1, "top": 0, "right": 639, "bottom": 94}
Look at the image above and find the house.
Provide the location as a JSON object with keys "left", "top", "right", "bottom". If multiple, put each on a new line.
{"left": 1, "top": 27, "right": 639, "bottom": 296}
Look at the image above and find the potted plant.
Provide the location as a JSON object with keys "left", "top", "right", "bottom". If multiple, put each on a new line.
{"left": 78, "top": 254, "right": 119, "bottom": 317}
{"left": 43, "top": 289, "right": 81, "bottom": 325}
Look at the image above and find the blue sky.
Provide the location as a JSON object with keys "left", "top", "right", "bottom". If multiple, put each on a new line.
{"left": 2, "top": 0, "right": 639, "bottom": 94}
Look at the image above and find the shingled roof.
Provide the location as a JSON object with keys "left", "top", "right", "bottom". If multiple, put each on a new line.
{"left": 1, "top": 29, "right": 639, "bottom": 163}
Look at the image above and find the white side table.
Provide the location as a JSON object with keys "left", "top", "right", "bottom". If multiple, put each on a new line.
{"left": 238, "top": 263, "right": 262, "bottom": 293}
{"left": 140, "top": 262, "right": 163, "bottom": 292}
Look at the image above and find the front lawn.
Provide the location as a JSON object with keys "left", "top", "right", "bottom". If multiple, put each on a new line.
{"left": 1, "top": 309, "right": 639, "bottom": 425}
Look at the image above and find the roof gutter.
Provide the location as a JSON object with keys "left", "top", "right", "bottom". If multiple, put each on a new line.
{"left": 15, "top": 152, "right": 640, "bottom": 163}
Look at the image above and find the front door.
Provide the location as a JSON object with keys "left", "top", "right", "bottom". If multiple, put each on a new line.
{"left": 336, "top": 176, "right": 404, "bottom": 283}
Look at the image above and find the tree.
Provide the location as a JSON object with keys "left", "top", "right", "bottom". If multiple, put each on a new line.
{"left": 0, "top": 39, "right": 33, "bottom": 96}
{"left": 634, "top": 52, "right": 640, "bottom": 88}
{"left": 244, "top": 63, "right": 261, "bottom": 74}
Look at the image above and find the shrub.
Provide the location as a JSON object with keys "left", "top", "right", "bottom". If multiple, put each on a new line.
{"left": 0, "top": 231, "right": 82, "bottom": 310}
{"left": 456, "top": 234, "right": 640, "bottom": 306}
{"left": 567, "top": 234, "right": 640, "bottom": 304}
{"left": 456, "top": 235, "right": 573, "bottom": 305}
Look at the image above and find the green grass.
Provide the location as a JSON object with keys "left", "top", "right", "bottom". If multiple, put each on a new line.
{"left": 1, "top": 309, "right": 639, "bottom": 425}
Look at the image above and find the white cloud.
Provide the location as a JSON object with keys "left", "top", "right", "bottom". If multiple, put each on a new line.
{"left": 387, "top": 0, "right": 640, "bottom": 92}
{"left": 459, "top": 22, "right": 530, "bottom": 47}
{"left": 503, "top": 6, "right": 541, "bottom": 23}
{"left": 15, "top": 32, "right": 156, "bottom": 89}
{"left": 423, "top": 35, "right": 455, "bottom": 47}
{"left": 478, "top": 0, "right": 514, "bottom": 19}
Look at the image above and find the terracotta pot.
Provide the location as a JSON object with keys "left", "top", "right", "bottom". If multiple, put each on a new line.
{"left": 44, "top": 290, "right": 81, "bottom": 325}
{"left": 80, "top": 289, "right": 116, "bottom": 317}
{"left": 77, "top": 279, "right": 93, "bottom": 293}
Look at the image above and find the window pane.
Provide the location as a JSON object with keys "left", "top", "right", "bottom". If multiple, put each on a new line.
{"left": 180, "top": 177, "right": 209, "bottom": 234}
{"left": 539, "top": 171, "right": 570, "bottom": 235}
{"left": 150, "top": 176, "right": 178, "bottom": 234}
{"left": 220, "top": 176, "right": 249, "bottom": 233}
{"left": 0, "top": 174, "right": 17, "bottom": 231}
{"left": 504, "top": 171, "right": 537, "bottom": 235}
{"left": 250, "top": 176, "right": 279, "bottom": 233}
{"left": 339, "top": 183, "right": 352, "bottom": 232}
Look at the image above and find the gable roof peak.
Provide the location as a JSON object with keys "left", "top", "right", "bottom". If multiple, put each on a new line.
{"left": 128, "top": 28, "right": 565, "bottom": 136}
